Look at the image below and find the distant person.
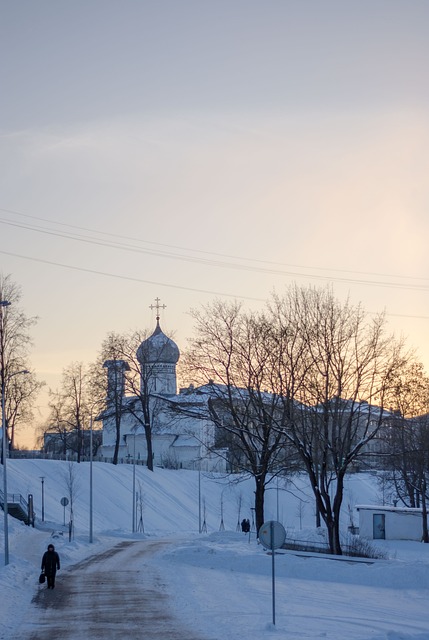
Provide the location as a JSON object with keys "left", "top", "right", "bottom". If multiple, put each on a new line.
{"left": 241, "top": 518, "right": 250, "bottom": 533}
{"left": 41, "top": 544, "right": 60, "bottom": 589}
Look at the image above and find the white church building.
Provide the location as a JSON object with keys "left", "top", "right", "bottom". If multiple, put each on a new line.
{"left": 99, "top": 312, "right": 227, "bottom": 472}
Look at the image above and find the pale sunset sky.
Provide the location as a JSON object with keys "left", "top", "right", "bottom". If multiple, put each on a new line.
{"left": 1, "top": 1, "right": 428, "bottom": 446}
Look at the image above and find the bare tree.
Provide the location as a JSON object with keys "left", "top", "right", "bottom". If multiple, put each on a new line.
{"left": 185, "top": 300, "right": 298, "bottom": 533}
{"left": 46, "top": 362, "right": 91, "bottom": 462}
{"left": 136, "top": 480, "right": 145, "bottom": 533}
{"left": 92, "top": 333, "right": 130, "bottom": 465}
{"left": 62, "top": 461, "right": 80, "bottom": 538}
{"left": 6, "top": 372, "right": 44, "bottom": 450}
{"left": 383, "top": 361, "right": 429, "bottom": 542}
{"left": 0, "top": 273, "right": 44, "bottom": 454}
{"left": 95, "top": 327, "right": 178, "bottom": 471}
{"left": 40, "top": 401, "right": 71, "bottom": 456}
{"left": 100, "top": 331, "right": 156, "bottom": 470}
{"left": 269, "top": 286, "right": 409, "bottom": 554}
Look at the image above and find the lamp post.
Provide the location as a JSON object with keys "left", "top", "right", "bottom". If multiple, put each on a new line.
{"left": 197, "top": 456, "right": 206, "bottom": 534}
{"left": 198, "top": 463, "right": 201, "bottom": 534}
{"left": 132, "top": 432, "right": 136, "bottom": 533}
{"left": 89, "top": 413, "right": 93, "bottom": 543}
{"left": 276, "top": 476, "right": 279, "bottom": 522}
{"left": 39, "top": 476, "right": 45, "bottom": 522}
{"left": 1, "top": 299, "right": 11, "bottom": 566}
{"left": 1, "top": 372, "right": 8, "bottom": 565}
{"left": 0, "top": 300, "right": 10, "bottom": 466}
{"left": 250, "top": 507, "right": 256, "bottom": 531}
{"left": 1, "top": 298, "right": 30, "bottom": 565}
{"left": 1, "top": 367, "right": 29, "bottom": 566}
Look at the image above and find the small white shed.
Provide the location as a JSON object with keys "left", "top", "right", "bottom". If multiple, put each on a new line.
{"left": 356, "top": 505, "right": 426, "bottom": 541}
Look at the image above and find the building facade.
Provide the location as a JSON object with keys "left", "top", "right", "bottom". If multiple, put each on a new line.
{"left": 99, "top": 317, "right": 226, "bottom": 472}
{"left": 357, "top": 504, "right": 426, "bottom": 541}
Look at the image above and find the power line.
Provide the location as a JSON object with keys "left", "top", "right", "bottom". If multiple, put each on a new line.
{"left": 3, "top": 248, "right": 429, "bottom": 322}
{"left": 1, "top": 206, "right": 428, "bottom": 284}
{"left": 2, "top": 248, "right": 429, "bottom": 321}
{"left": 2, "top": 215, "right": 429, "bottom": 293}
{"left": 0, "top": 250, "right": 266, "bottom": 302}
{"left": 2, "top": 207, "right": 429, "bottom": 322}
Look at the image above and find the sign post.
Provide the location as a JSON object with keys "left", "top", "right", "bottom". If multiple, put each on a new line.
{"left": 258, "top": 520, "right": 286, "bottom": 626}
{"left": 60, "top": 496, "right": 69, "bottom": 526}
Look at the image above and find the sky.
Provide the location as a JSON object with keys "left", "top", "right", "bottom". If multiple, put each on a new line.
{"left": 2, "top": 461, "right": 429, "bottom": 639}
{"left": 1, "top": 1, "right": 429, "bottom": 446}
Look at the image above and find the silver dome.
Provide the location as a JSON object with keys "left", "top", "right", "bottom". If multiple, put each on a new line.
{"left": 136, "top": 320, "right": 180, "bottom": 365}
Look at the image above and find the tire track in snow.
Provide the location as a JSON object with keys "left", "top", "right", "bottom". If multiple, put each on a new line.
{"left": 12, "top": 540, "right": 208, "bottom": 640}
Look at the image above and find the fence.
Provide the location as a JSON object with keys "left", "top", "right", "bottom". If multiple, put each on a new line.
{"left": 8, "top": 450, "right": 151, "bottom": 466}
{"left": 0, "top": 488, "right": 27, "bottom": 510}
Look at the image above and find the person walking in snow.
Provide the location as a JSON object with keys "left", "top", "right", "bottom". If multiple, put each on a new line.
{"left": 41, "top": 544, "right": 60, "bottom": 589}
{"left": 241, "top": 518, "right": 250, "bottom": 533}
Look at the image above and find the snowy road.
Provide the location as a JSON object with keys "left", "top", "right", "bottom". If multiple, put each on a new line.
{"left": 12, "top": 540, "right": 206, "bottom": 640}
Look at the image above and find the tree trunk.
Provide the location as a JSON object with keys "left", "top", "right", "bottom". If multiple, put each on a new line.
{"left": 113, "top": 421, "right": 120, "bottom": 465}
{"left": 331, "top": 521, "right": 342, "bottom": 555}
{"left": 312, "top": 471, "right": 344, "bottom": 555}
{"left": 421, "top": 477, "right": 428, "bottom": 543}
{"left": 324, "top": 513, "right": 342, "bottom": 555}
{"left": 330, "top": 474, "right": 345, "bottom": 555}
{"left": 145, "top": 422, "right": 154, "bottom": 471}
{"left": 315, "top": 503, "right": 321, "bottom": 528}
{"left": 254, "top": 475, "right": 265, "bottom": 533}
{"left": 77, "top": 424, "right": 82, "bottom": 463}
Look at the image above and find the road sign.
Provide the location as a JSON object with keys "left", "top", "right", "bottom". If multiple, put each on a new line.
{"left": 258, "top": 520, "right": 286, "bottom": 626}
{"left": 60, "top": 497, "right": 69, "bottom": 507}
{"left": 258, "top": 520, "right": 286, "bottom": 550}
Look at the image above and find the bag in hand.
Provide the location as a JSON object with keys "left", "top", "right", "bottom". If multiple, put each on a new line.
{"left": 39, "top": 572, "right": 46, "bottom": 584}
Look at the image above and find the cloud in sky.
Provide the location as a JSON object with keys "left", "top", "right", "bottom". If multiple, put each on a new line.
{"left": 3, "top": 108, "right": 428, "bottom": 267}
{"left": 0, "top": 1, "right": 428, "bottom": 444}
{"left": 2, "top": 1, "right": 428, "bottom": 126}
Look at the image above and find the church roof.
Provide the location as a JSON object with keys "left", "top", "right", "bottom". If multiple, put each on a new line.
{"left": 136, "top": 319, "right": 180, "bottom": 365}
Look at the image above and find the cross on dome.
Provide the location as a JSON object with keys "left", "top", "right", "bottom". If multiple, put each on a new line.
{"left": 149, "top": 297, "right": 166, "bottom": 321}
{"left": 137, "top": 298, "right": 180, "bottom": 388}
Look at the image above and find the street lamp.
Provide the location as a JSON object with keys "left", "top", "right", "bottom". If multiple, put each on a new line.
{"left": 1, "top": 367, "right": 29, "bottom": 565}
{"left": 0, "top": 301, "right": 10, "bottom": 466}
{"left": 198, "top": 463, "right": 201, "bottom": 534}
{"left": 132, "top": 432, "right": 136, "bottom": 533}
{"left": 250, "top": 507, "right": 256, "bottom": 532}
{"left": 89, "top": 413, "right": 93, "bottom": 543}
{"left": 1, "top": 299, "right": 11, "bottom": 566}
{"left": 276, "top": 476, "right": 279, "bottom": 522}
{"left": 1, "top": 295, "right": 31, "bottom": 566}
{"left": 39, "top": 477, "right": 45, "bottom": 523}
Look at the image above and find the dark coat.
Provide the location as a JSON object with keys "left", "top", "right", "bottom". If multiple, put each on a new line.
{"left": 41, "top": 550, "right": 60, "bottom": 576}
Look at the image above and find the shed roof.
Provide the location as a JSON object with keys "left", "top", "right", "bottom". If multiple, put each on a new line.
{"left": 356, "top": 504, "right": 423, "bottom": 515}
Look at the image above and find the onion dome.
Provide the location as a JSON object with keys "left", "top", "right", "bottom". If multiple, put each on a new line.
{"left": 136, "top": 319, "right": 180, "bottom": 365}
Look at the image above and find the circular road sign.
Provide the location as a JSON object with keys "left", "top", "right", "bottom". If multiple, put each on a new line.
{"left": 258, "top": 520, "right": 286, "bottom": 550}
{"left": 60, "top": 497, "right": 69, "bottom": 507}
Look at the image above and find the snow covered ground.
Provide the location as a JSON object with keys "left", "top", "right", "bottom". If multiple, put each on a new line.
{"left": 1, "top": 460, "right": 429, "bottom": 639}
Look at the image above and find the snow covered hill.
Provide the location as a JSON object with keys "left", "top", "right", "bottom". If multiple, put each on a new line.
{"left": 1, "top": 460, "right": 429, "bottom": 640}
{"left": 5, "top": 459, "right": 380, "bottom": 537}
